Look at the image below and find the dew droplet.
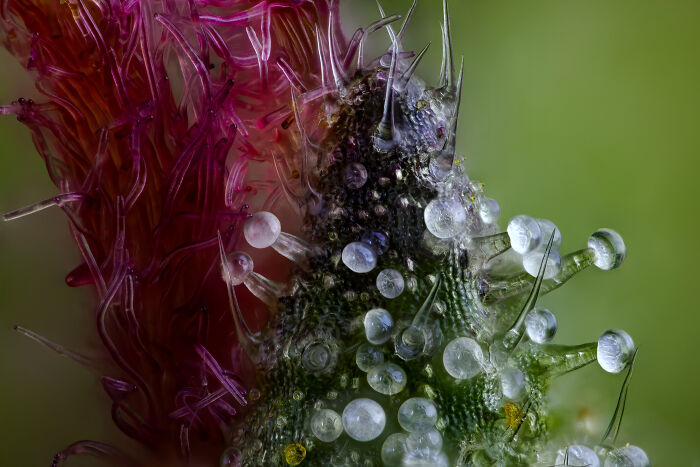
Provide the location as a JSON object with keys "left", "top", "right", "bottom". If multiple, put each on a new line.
{"left": 310, "top": 409, "right": 343, "bottom": 442}
{"left": 344, "top": 162, "right": 368, "bottom": 189}
{"left": 424, "top": 197, "right": 467, "bottom": 239}
{"left": 507, "top": 215, "right": 542, "bottom": 254}
{"left": 361, "top": 230, "right": 389, "bottom": 254}
{"left": 603, "top": 445, "right": 650, "bottom": 467}
{"left": 243, "top": 211, "right": 281, "bottom": 249}
{"left": 406, "top": 428, "right": 443, "bottom": 456}
{"left": 500, "top": 367, "right": 526, "bottom": 400}
{"left": 376, "top": 269, "right": 405, "bottom": 299}
{"left": 397, "top": 397, "right": 438, "bottom": 432}
{"left": 367, "top": 362, "right": 407, "bottom": 395}
{"left": 588, "top": 228, "right": 626, "bottom": 270}
{"left": 442, "top": 337, "right": 485, "bottom": 380}
{"left": 364, "top": 308, "right": 394, "bottom": 344}
{"left": 597, "top": 329, "right": 635, "bottom": 373}
{"left": 342, "top": 398, "right": 386, "bottom": 441}
{"left": 555, "top": 445, "right": 600, "bottom": 467}
{"left": 525, "top": 308, "right": 557, "bottom": 344}
{"left": 342, "top": 241, "right": 378, "bottom": 273}
{"left": 222, "top": 252, "right": 253, "bottom": 285}
{"left": 522, "top": 248, "right": 562, "bottom": 279}
{"left": 381, "top": 433, "right": 408, "bottom": 466}
{"left": 355, "top": 343, "right": 384, "bottom": 372}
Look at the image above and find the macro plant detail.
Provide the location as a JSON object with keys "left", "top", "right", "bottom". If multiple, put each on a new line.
{"left": 0, "top": 0, "right": 650, "bottom": 466}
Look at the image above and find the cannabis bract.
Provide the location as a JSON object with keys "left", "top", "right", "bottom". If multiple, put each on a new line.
{"left": 0, "top": 0, "right": 647, "bottom": 465}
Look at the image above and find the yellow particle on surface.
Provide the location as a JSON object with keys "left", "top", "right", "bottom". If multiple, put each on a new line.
{"left": 504, "top": 402, "right": 522, "bottom": 429}
{"left": 284, "top": 443, "right": 306, "bottom": 466}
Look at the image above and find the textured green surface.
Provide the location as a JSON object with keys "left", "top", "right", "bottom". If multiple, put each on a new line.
{"left": 1, "top": 1, "right": 699, "bottom": 465}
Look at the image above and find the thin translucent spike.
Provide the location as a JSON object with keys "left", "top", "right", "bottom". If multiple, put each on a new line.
{"left": 396, "top": 276, "right": 442, "bottom": 360}
{"left": 397, "top": 0, "right": 418, "bottom": 44}
{"left": 441, "top": 0, "right": 456, "bottom": 91}
{"left": 502, "top": 232, "right": 555, "bottom": 351}
{"left": 217, "top": 231, "right": 262, "bottom": 351}
{"left": 602, "top": 349, "right": 638, "bottom": 445}
{"left": 469, "top": 231, "right": 511, "bottom": 260}
{"left": 289, "top": 85, "right": 320, "bottom": 198}
{"left": 538, "top": 342, "right": 598, "bottom": 377}
{"left": 431, "top": 57, "right": 464, "bottom": 178}
{"left": 438, "top": 23, "right": 447, "bottom": 85}
{"left": 314, "top": 25, "right": 327, "bottom": 88}
{"left": 14, "top": 325, "right": 93, "bottom": 368}
{"left": 194, "top": 344, "right": 247, "bottom": 406}
{"left": 398, "top": 41, "right": 430, "bottom": 90}
{"left": 244, "top": 271, "right": 290, "bottom": 307}
{"left": 2, "top": 193, "right": 85, "bottom": 221}
{"left": 357, "top": 14, "right": 402, "bottom": 71}
{"left": 373, "top": 34, "right": 398, "bottom": 151}
{"left": 327, "top": 2, "right": 346, "bottom": 92}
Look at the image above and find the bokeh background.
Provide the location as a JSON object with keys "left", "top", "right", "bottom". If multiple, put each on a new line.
{"left": 1, "top": 1, "right": 698, "bottom": 465}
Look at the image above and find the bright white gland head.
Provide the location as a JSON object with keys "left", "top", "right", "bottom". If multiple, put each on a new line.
{"left": 243, "top": 211, "right": 281, "bottom": 249}
{"left": 222, "top": 251, "right": 253, "bottom": 285}
{"left": 367, "top": 362, "right": 407, "bottom": 395}
{"left": 500, "top": 367, "right": 526, "bottom": 400}
{"left": 364, "top": 308, "right": 393, "bottom": 345}
{"left": 555, "top": 445, "right": 600, "bottom": 467}
{"left": 424, "top": 197, "right": 467, "bottom": 239}
{"left": 525, "top": 308, "right": 558, "bottom": 344}
{"left": 342, "top": 241, "right": 378, "bottom": 273}
{"left": 507, "top": 215, "right": 542, "bottom": 254}
{"left": 597, "top": 329, "right": 635, "bottom": 373}
{"left": 442, "top": 337, "right": 485, "bottom": 379}
{"left": 588, "top": 228, "right": 626, "bottom": 270}
{"left": 397, "top": 397, "right": 438, "bottom": 432}
{"left": 603, "top": 445, "right": 650, "bottom": 467}
{"left": 376, "top": 268, "right": 405, "bottom": 299}
{"left": 310, "top": 409, "right": 343, "bottom": 442}
{"left": 341, "top": 398, "right": 386, "bottom": 442}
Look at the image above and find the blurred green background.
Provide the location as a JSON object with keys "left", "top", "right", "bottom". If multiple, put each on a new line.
{"left": 1, "top": 0, "right": 699, "bottom": 465}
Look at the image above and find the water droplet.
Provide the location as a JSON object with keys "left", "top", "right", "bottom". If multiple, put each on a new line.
{"left": 478, "top": 197, "right": 501, "bottom": 224}
{"left": 362, "top": 231, "right": 389, "bottom": 254}
{"left": 302, "top": 343, "right": 332, "bottom": 371}
{"left": 364, "top": 308, "right": 393, "bottom": 344}
{"left": 522, "top": 248, "right": 562, "bottom": 279}
{"left": 344, "top": 162, "right": 368, "bottom": 189}
{"left": 525, "top": 308, "right": 557, "bottom": 344}
{"left": 376, "top": 269, "right": 405, "bottom": 299}
{"left": 507, "top": 215, "right": 542, "bottom": 254}
{"left": 397, "top": 397, "right": 438, "bottom": 432}
{"left": 310, "top": 409, "right": 343, "bottom": 442}
{"left": 367, "top": 362, "right": 407, "bottom": 395}
{"left": 555, "top": 445, "right": 600, "bottom": 467}
{"left": 603, "top": 445, "right": 649, "bottom": 467}
{"left": 222, "top": 252, "right": 253, "bottom": 285}
{"left": 381, "top": 433, "right": 408, "bottom": 466}
{"left": 424, "top": 197, "right": 467, "bottom": 239}
{"left": 355, "top": 343, "right": 384, "bottom": 372}
{"left": 597, "top": 329, "right": 635, "bottom": 373}
{"left": 500, "top": 367, "right": 526, "bottom": 400}
{"left": 243, "top": 211, "right": 281, "bottom": 249}
{"left": 406, "top": 428, "right": 443, "bottom": 456}
{"left": 442, "top": 337, "right": 485, "bottom": 380}
{"left": 342, "top": 241, "right": 378, "bottom": 273}
{"left": 588, "top": 228, "right": 626, "bottom": 270}
{"left": 342, "top": 398, "right": 386, "bottom": 441}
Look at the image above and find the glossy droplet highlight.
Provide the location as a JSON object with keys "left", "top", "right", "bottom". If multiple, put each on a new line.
{"left": 367, "top": 362, "right": 407, "bottom": 395}
{"left": 222, "top": 252, "right": 253, "bottom": 286}
{"left": 310, "top": 409, "right": 343, "bottom": 442}
{"left": 507, "top": 215, "right": 542, "bottom": 254}
{"left": 525, "top": 308, "right": 557, "bottom": 344}
{"left": 555, "top": 445, "right": 600, "bottom": 467}
{"left": 344, "top": 162, "right": 368, "bottom": 189}
{"left": 397, "top": 397, "right": 438, "bottom": 432}
{"left": 342, "top": 241, "right": 377, "bottom": 273}
{"left": 442, "top": 337, "right": 485, "bottom": 379}
{"left": 364, "top": 308, "right": 393, "bottom": 344}
{"left": 603, "top": 445, "right": 650, "bottom": 467}
{"left": 588, "top": 228, "right": 626, "bottom": 270}
{"left": 500, "top": 367, "right": 526, "bottom": 400}
{"left": 597, "top": 329, "right": 635, "bottom": 373}
{"left": 381, "top": 433, "right": 408, "bottom": 466}
{"left": 355, "top": 343, "right": 384, "bottom": 372}
{"left": 405, "top": 428, "right": 442, "bottom": 456}
{"left": 424, "top": 197, "right": 467, "bottom": 239}
{"left": 243, "top": 211, "right": 281, "bottom": 249}
{"left": 376, "top": 268, "right": 405, "bottom": 298}
{"left": 342, "top": 398, "right": 386, "bottom": 441}
{"left": 522, "top": 249, "right": 561, "bottom": 279}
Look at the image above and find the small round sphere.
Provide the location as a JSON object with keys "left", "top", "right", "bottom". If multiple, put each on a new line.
{"left": 222, "top": 252, "right": 253, "bottom": 285}
{"left": 555, "top": 445, "right": 600, "bottom": 467}
{"left": 355, "top": 343, "right": 384, "bottom": 372}
{"left": 342, "top": 241, "right": 378, "bottom": 273}
{"left": 397, "top": 397, "right": 438, "bottom": 432}
{"left": 243, "top": 211, "right": 281, "bottom": 249}
{"left": 604, "top": 445, "right": 650, "bottom": 467}
{"left": 406, "top": 428, "right": 443, "bottom": 456}
{"left": 367, "top": 362, "right": 407, "bottom": 395}
{"left": 361, "top": 230, "right": 389, "bottom": 254}
{"left": 364, "top": 308, "right": 394, "bottom": 344}
{"left": 597, "top": 329, "right": 635, "bottom": 373}
{"left": 376, "top": 269, "right": 405, "bottom": 299}
{"left": 478, "top": 197, "right": 501, "bottom": 224}
{"left": 588, "top": 228, "right": 626, "bottom": 270}
{"left": 344, "top": 162, "right": 368, "bottom": 189}
{"left": 507, "top": 215, "right": 542, "bottom": 254}
{"left": 500, "top": 367, "right": 526, "bottom": 400}
{"left": 525, "top": 308, "right": 558, "bottom": 344}
{"left": 442, "top": 337, "right": 485, "bottom": 380}
{"left": 537, "top": 218, "right": 562, "bottom": 249}
{"left": 381, "top": 433, "right": 408, "bottom": 466}
{"left": 403, "top": 451, "right": 449, "bottom": 467}
{"left": 424, "top": 197, "right": 467, "bottom": 239}
{"left": 310, "top": 409, "right": 343, "bottom": 442}
{"left": 342, "top": 398, "right": 386, "bottom": 441}
{"left": 522, "top": 249, "right": 562, "bottom": 279}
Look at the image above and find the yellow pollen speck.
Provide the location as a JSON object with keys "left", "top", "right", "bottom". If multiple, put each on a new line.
{"left": 504, "top": 402, "right": 522, "bottom": 429}
{"left": 284, "top": 443, "right": 306, "bottom": 466}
